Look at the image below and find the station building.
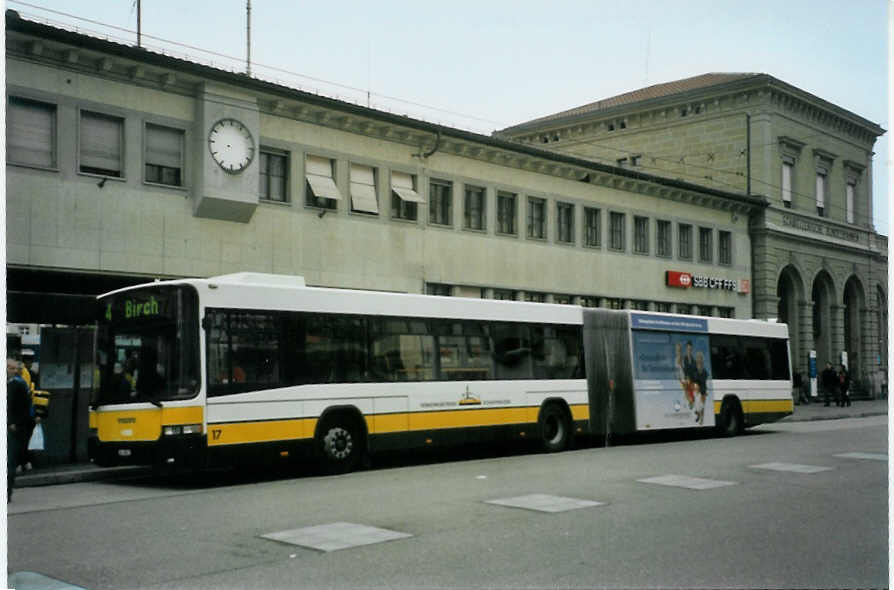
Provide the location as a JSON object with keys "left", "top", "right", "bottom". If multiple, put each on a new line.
{"left": 497, "top": 73, "right": 888, "bottom": 394}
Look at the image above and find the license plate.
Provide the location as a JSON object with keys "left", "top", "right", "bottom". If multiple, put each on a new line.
{"left": 118, "top": 449, "right": 132, "bottom": 457}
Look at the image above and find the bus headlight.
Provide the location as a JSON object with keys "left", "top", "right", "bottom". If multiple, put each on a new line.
{"left": 162, "top": 424, "right": 203, "bottom": 436}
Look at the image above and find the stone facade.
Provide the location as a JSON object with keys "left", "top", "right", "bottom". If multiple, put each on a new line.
{"left": 498, "top": 73, "right": 888, "bottom": 395}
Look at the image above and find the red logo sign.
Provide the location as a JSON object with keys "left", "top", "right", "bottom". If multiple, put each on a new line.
{"left": 666, "top": 271, "right": 692, "bottom": 288}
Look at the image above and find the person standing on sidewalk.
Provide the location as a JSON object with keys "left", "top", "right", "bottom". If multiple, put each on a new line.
{"left": 7, "top": 357, "right": 32, "bottom": 502}
{"left": 821, "top": 362, "right": 838, "bottom": 406}
{"left": 837, "top": 365, "right": 851, "bottom": 407}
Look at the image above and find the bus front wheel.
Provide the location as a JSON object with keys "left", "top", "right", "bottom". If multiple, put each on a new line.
{"left": 539, "top": 404, "right": 572, "bottom": 452}
{"left": 317, "top": 416, "right": 363, "bottom": 474}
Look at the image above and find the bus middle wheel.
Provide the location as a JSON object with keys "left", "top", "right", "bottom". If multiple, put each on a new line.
{"left": 539, "top": 404, "right": 571, "bottom": 452}
{"left": 318, "top": 416, "right": 363, "bottom": 474}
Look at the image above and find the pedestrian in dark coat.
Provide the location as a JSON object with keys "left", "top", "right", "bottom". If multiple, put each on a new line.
{"left": 837, "top": 365, "right": 851, "bottom": 407}
{"left": 821, "top": 362, "right": 837, "bottom": 406}
{"left": 7, "top": 357, "right": 32, "bottom": 501}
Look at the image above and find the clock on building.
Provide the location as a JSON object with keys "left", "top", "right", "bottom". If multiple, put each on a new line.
{"left": 207, "top": 118, "right": 255, "bottom": 173}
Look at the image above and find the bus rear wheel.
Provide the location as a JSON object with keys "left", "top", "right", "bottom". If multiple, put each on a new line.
{"left": 539, "top": 404, "right": 572, "bottom": 452}
{"left": 717, "top": 399, "right": 743, "bottom": 437}
{"left": 317, "top": 416, "right": 363, "bottom": 474}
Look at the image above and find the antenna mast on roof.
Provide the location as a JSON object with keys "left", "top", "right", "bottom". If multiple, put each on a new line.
{"left": 246, "top": 0, "right": 252, "bottom": 76}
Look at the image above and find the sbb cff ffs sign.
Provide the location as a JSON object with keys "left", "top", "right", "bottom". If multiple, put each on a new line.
{"left": 665, "top": 270, "right": 749, "bottom": 293}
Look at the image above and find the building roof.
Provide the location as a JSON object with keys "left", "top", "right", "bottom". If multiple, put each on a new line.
{"left": 498, "top": 72, "right": 884, "bottom": 138}
{"left": 516, "top": 73, "right": 761, "bottom": 128}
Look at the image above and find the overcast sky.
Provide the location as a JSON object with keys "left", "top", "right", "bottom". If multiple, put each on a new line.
{"left": 9, "top": 0, "right": 889, "bottom": 233}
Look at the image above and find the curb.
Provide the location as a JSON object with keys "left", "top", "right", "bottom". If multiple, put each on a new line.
{"left": 16, "top": 465, "right": 152, "bottom": 488}
{"left": 783, "top": 410, "right": 887, "bottom": 423}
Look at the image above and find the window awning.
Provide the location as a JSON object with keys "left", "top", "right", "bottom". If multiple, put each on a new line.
{"left": 350, "top": 164, "right": 378, "bottom": 214}
{"left": 305, "top": 155, "right": 341, "bottom": 200}
{"left": 391, "top": 171, "right": 425, "bottom": 203}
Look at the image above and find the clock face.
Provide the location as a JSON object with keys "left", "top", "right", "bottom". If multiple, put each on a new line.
{"left": 208, "top": 118, "right": 255, "bottom": 173}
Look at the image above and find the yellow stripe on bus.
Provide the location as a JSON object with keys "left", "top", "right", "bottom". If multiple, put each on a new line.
{"left": 207, "top": 403, "right": 592, "bottom": 444}
{"left": 712, "top": 399, "right": 794, "bottom": 414}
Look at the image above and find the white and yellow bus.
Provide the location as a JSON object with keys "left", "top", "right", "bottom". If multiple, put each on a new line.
{"left": 89, "top": 273, "right": 792, "bottom": 473}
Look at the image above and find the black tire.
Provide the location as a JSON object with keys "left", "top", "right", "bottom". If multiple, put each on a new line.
{"left": 717, "top": 399, "right": 742, "bottom": 437}
{"left": 317, "top": 415, "right": 363, "bottom": 474}
{"left": 539, "top": 404, "right": 572, "bottom": 452}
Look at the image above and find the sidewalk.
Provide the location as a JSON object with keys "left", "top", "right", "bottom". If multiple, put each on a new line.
{"left": 14, "top": 399, "right": 888, "bottom": 488}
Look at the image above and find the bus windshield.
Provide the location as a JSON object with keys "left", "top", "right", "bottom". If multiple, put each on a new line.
{"left": 94, "top": 285, "right": 200, "bottom": 405}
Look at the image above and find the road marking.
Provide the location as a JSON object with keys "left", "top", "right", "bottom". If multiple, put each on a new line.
{"left": 8, "top": 571, "right": 87, "bottom": 589}
{"left": 749, "top": 462, "right": 833, "bottom": 474}
{"left": 834, "top": 452, "right": 887, "bottom": 461}
{"left": 637, "top": 475, "right": 738, "bottom": 490}
{"left": 261, "top": 522, "right": 412, "bottom": 552}
{"left": 486, "top": 493, "right": 606, "bottom": 513}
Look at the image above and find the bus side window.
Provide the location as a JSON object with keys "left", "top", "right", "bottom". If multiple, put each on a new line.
{"left": 492, "top": 323, "right": 532, "bottom": 380}
{"left": 710, "top": 334, "right": 743, "bottom": 380}
{"left": 769, "top": 338, "right": 790, "bottom": 380}
{"left": 742, "top": 337, "right": 771, "bottom": 380}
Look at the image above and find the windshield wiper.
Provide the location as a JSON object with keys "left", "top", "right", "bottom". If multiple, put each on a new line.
{"left": 136, "top": 390, "right": 163, "bottom": 408}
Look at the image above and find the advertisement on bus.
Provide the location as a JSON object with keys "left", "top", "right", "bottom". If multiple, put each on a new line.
{"left": 630, "top": 323, "right": 715, "bottom": 430}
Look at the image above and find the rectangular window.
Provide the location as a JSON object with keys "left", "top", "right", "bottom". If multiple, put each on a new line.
{"left": 584, "top": 208, "right": 601, "bottom": 247}
{"left": 580, "top": 296, "right": 600, "bottom": 308}
{"left": 492, "top": 289, "right": 516, "bottom": 301}
{"left": 656, "top": 220, "right": 671, "bottom": 257}
{"left": 497, "top": 191, "right": 517, "bottom": 235}
{"left": 80, "top": 110, "right": 124, "bottom": 177}
{"left": 207, "top": 310, "right": 282, "bottom": 396}
{"left": 553, "top": 294, "right": 572, "bottom": 305}
{"left": 781, "top": 159, "right": 793, "bottom": 208}
{"left": 350, "top": 163, "right": 378, "bottom": 214}
{"left": 305, "top": 155, "right": 340, "bottom": 209}
{"left": 816, "top": 169, "right": 826, "bottom": 216}
{"left": 846, "top": 181, "right": 855, "bottom": 224}
{"left": 464, "top": 185, "right": 486, "bottom": 230}
{"left": 370, "top": 319, "right": 435, "bottom": 382}
{"left": 605, "top": 298, "right": 623, "bottom": 309}
{"left": 609, "top": 212, "right": 625, "bottom": 251}
{"left": 719, "top": 231, "right": 732, "bottom": 265}
{"left": 426, "top": 283, "right": 452, "bottom": 296}
{"left": 699, "top": 227, "right": 713, "bottom": 263}
{"left": 524, "top": 292, "right": 546, "bottom": 303}
{"left": 679, "top": 224, "right": 695, "bottom": 259}
{"left": 144, "top": 123, "right": 184, "bottom": 187}
{"left": 429, "top": 179, "right": 453, "bottom": 226}
{"left": 258, "top": 149, "right": 287, "bottom": 202}
{"left": 634, "top": 216, "right": 649, "bottom": 254}
{"left": 391, "top": 171, "right": 423, "bottom": 221}
{"left": 655, "top": 302, "right": 671, "bottom": 313}
{"left": 557, "top": 202, "right": 574, "bottom": 244}
{"left": 8, "top": 97, "right": 56, "bottom": 168}
{"left": 717, "top": 307, "right": 734, "bottom": 318}
{"left": 527, "top": 197, "right": 546, "bottom": 239}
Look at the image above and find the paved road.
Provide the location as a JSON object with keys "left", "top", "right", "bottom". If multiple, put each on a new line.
{"left": 8, "top": 416, "right": 888, "bottom": 589}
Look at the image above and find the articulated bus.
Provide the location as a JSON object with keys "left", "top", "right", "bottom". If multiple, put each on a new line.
{"left": 89, "top": 273, "right": 792, "bottom": 473}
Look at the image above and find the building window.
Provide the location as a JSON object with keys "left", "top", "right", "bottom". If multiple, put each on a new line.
{"left": 553, "top": 294, "right": 572, "bottom": 305}
{"left": 464, "top": 185, "right": 486, "bottom": 230}
{"left": 497, "top": 191, "right": 517, "bottom": 235}
{"left": 656, "top": 220, "right": 671, "bottom": 257}
{"left": 781, "top": 157, "right": 794, "bottom": 208}
{"left": 580, "top": 296, "right": 600, "bottom": 308}
{"left": 717, "top": 307, "right": 734, "bottom": 318}
{"left": 719, "top": 231, "right": 732, "bottom": 265}
{"left": 524, "top": 292, "right": 546, "bottom": 303}
{"left": 815, "top": 169, "right": 827, "bottom": 217}
{"left": 846, "top": 181, "right": 855, "bottom": 224}
{"left": 258, "top": 148, "right": 287, "bottom": 202}
{"left": 349, "top": 163, "right": 378, "bottom": 214}
{"left": 492, "top": 289, "right": 516, "bottom": 301}
{"left": 557, "top": 202, "right": 574, "bottom": 244}
{"left": 80, "top": 110, "right": 124, "bottom": 177}
{"left": 631, "top": 300, "right": 649, "bottom": 311}
{"left": 697, "top": 306, "right": 713, "bottom": 317}
{"left": 527, "top": 197, "right": 546, "bottom": 239}
{"left": 8, "top": 97, "right": 56, "bottom": 168}
{"left": 429, "top": 179, "right": 453, "bottom": 226}
{"left": 679, "top": 224, "right": 692, "bottom": 259}
{"left": 699, "top": 227, "right": 713, "bottom": 263}
{"left": 605, "top": 298, "right": 623, "bottom": 309}
{"left": 655, "top": 302, "right": 671, "bottom": 313}
{"left": 426, "top": 283, "right": 452, "bottom": 296}
{"left": 305, "top": 154, "right": 340, "bottom": 210}
{"left": 144, "top": 123, "right": 184, "bottom": 187}
{"left": 609, "top": 212, "right": 625, "bottom": 251}
{"left": 584, "top": 208, "right": 601, "bottom": 247}
{"left": 391, "top": 171, "right": 422, "bottom": 221}
{"left": 634, "top": 216, "right": 649, "bottom": 254}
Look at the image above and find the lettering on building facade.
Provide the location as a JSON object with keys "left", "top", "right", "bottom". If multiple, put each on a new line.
{"left": 780, "top": 214, "right": 860, "bottom": 243}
